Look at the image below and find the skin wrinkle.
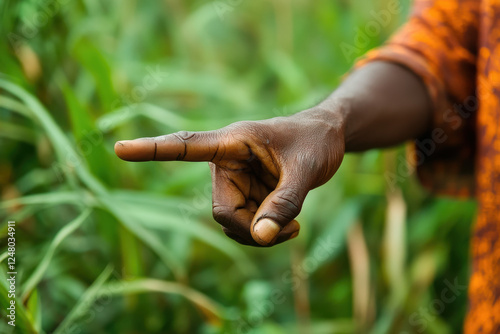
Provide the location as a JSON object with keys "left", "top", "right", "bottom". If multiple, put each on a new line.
{"left": 264, "top": 146, "right": 280, "bottom": 179}
{"left": 171, "top": 132, "right": 188, "bottom": 161}
{"left": 218, "top": 144, "right": 228, "bottom": 163}
{"left": 221, "top": 227, "right": 251, "bottom": 245}
{"left": 247, "top": 168, "right": 258, "bottom": 205}
{"left": 247, "top": 168, "right": 274, "bottom": 205}
{"left": 248, "top": 158, "right": 278, "bottom": 191}
{"left": 211, "top": 203, "right": 231, "bottom": 224}
{"left": 211, "top": 174, "right": 246, "bottom": 230}
{"left": 225, "top": 171, "right": 250, "bottom": 202}
{"left": 242, "top": 141, "right": 255, "bottom": 162}
{"left": 213, "top": 204, "right": 237, "bottom": 228}
{"left": 210, "top": 143, "right": 220, "bottom": 162}
{"left": 212, "top": 164, "right": 266, "bottom": 245}
{"left": 273, "top": 192, "right": 301, "bottom": 220}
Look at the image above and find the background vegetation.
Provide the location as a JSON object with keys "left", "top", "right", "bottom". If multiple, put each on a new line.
{"left": 0, "top": 0, "right": 476, "bottom": 333}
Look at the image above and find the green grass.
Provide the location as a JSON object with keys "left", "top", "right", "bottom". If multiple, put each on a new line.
{"left": 0, "top": 0, "right": 476, "bottom": 333}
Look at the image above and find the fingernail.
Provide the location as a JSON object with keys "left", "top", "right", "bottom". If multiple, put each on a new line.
{"left": 253, "top": 218, "right": 281, "bottom": 245}
{"left": 114, "top": 141, "right": 127, "bottom": 152}
{"left": 114, "top": 141, "right": 125, "bottom": 156}
{"left": 114, "top": 139, "right": 155, "bottom": 161}
{"left": 289, "top": 231, "right": 299, "bottom": 240}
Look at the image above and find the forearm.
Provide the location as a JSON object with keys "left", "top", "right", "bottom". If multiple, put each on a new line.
{"left": 313, "top": 61, "right": 433, "bottom": 152}
{"left": 115, "top": 62, "right": 435, "bottom": 247}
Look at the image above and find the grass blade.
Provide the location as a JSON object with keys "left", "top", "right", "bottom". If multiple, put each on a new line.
{"left": 96, "top": 278, "right": 231, "bottom": 321}
{"left": 26, "top": 288, "right": 42, "bottom": 333}
{"left": 0, "top": 192, "right": 95, "bottom": 210}
{"left": 0, "top": 121, "right": 37, "bottom": 143}
{"left": 0, "top": 95, "right": 32, "bottom": 117}
{"left": 0, "top": 78, "right": 106, "bottom": 195}
{"left": 105, "top": 193, "right": 257, "bottom": 275}
{"left": 21, "top": 209, "right": 92, "bottom": 301}
{"left": 53, "top": 264, "right": 114, "bottom": 334}
{"left": 98, "top": 196, "right": 187, "bottom": 281}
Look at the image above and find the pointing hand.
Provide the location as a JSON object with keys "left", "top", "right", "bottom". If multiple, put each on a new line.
{"left": 115, "top": 110, "right": 345, "bottom": 247}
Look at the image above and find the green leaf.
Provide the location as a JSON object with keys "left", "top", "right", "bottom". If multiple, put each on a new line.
{"left": 0, "top": 78, "right": 106, "bottom": 195}
{"left": 0, "top": 192, "right": 96, "bottom": 210}
{"left": 26, "top": 288, "right": 42, "bottom": 333}
{"left": 104, "top": 192, "right": 258, "bottom": 276}
{"left": 0, "top": 95, "right": 32, "bottom": 117}
{"left": 71, "top": 38, "right": 116, "bottom": 109}
{"left": 0, "top": 121, "right": 37, "bottom": 143}
{"left": 96, "top": 278, "right": 231, "bottom": 320}
{"left": 61, "top": 81, "right": 114, "bottom": 182}
{"left": 305, "top": 199, "right": 363, "bottom": 274}
{"left": 21, "top": 209, "right": 93, "bottom": 301}
{"left": 53, "top": 264, "right": 114, "bottom": 334}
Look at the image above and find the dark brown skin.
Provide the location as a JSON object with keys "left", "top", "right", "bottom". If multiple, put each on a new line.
{"left": 114, "top": 61, "right": 432, "bottom": 247}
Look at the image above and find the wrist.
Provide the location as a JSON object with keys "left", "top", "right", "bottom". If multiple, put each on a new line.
{"left": 296, "top": 96, "right": 353, "bottom": 151}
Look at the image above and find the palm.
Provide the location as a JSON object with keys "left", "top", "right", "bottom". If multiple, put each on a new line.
{"left": 210, "top": 144, "right": 298, "bottom": 245}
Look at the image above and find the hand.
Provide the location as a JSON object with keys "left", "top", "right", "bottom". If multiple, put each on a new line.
{"left": 114, "top": 108, "right": 346, "bottom": 247}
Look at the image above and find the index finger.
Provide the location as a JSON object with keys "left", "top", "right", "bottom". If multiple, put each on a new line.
{"left": 115, "top": 130, "right": 244, "bottom": 162}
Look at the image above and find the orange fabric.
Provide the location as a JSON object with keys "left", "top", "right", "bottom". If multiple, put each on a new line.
{"left": 356, "top": 0, "right": 500, "bottom": 332}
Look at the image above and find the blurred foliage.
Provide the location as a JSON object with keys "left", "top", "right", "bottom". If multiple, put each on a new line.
{"left": 0, "top": 0, "right": 476, "bottom": 333}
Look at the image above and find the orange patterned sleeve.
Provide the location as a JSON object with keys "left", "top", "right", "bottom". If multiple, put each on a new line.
{"left": 356, "top": 0, "right": 480, "bottom": 197}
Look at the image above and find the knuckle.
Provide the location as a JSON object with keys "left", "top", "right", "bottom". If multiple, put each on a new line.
{"left": 222, "top": 227, "right": 241, "bottom": 240}
{"left": 227, "top": 121, "right": 266, "bottom": 139}
{"left": 272, "top": 189, "right": 302, "bottom": 220}
{"left": 221, "top": 226, "right": 236, "bottom": 238}
{"left": 172, "top": 131, "right": 195, "bottom": 141}
{"left": 221, "top": 227, "right": 253, "bottom": 246}
{"left": 227, "top": 120, "right": 254, "bottom": 131}
{"left": 212, "top": 204, "right": 231, "bottom": 223}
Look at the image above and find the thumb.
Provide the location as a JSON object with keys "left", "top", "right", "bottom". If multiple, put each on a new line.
{"left": 251, "top": 175, "right": 308, "bottom": 246}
